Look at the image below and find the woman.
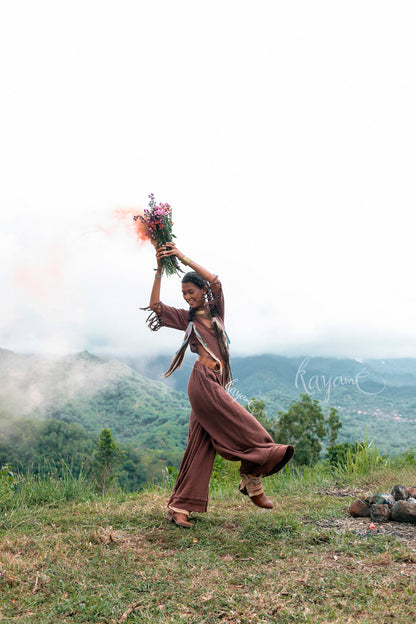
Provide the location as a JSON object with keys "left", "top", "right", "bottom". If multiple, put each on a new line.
{"left": 144, "top": 242, "right": 294, "bottom": 528}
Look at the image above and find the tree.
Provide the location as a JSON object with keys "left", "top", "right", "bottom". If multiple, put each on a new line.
{"left": 244, "top": 398, "right": 279, "bottom": 441}
{"left": 34, "top": 420, "right": 95, "bottom": 475}
{"left": 275, "top": 394, "right": 342, "bottom": 466}
{"left": 0, "top": 417, "right": 96, "bottom": 476}
{"left": 89, "top": 429, "right": 124, "bottom": 495}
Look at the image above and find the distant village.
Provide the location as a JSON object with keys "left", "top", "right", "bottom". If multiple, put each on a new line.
{"left": 343, "top": 405, "right": 413, "bottom": 423}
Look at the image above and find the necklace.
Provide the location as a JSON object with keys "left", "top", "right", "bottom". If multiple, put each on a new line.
{"left": 196, "top": 309, "right": 212, "bottom": 321}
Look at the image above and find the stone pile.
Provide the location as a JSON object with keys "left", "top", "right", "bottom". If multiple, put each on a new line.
{"left": 350, "top": 485, "right": 416, "bottom": 524}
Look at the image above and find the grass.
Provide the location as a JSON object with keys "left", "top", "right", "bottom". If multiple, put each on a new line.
{"left": 1, "top": 459, "right": 416, "bottom": 623}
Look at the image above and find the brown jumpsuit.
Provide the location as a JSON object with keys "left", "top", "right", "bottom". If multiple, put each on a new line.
{"left": 151, "top": 282, "right": 294, "bottom": 513}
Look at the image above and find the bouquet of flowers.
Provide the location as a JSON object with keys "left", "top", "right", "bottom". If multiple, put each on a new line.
{"left": 133, "top": 193, "right": 183, "bottom": 276}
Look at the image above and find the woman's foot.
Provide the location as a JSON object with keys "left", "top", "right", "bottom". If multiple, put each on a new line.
{"left": 239, "top": 475, "right": 274, "bottom": 509}
{"left": 166, "top": 509, "right": 193, "bottom": 529}
{"left": 247, "top": 493, "right": 274, "bottom": 509}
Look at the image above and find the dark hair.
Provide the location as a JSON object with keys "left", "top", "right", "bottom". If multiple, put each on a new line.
{"left": 181, "top": 271, "right": 232, "bottom": 383}
{"left": 181, "top": 271, "right": 208, "bottom": 290}
{"left": 181, "top": 271, "right": 214, "bottom": 321}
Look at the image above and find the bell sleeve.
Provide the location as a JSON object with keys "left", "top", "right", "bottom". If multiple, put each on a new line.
{"left": 142, "top": 302, "right": 189, "bottom": 332}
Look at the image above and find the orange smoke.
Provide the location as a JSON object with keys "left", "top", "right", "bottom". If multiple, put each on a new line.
{"left": 15, "top": 244, "right": 68, "bottom": 303}
{"left": 81, "top": 207, "right": 151, "bottom": 244}
{"left": 112, "top": 208, "right": 150, "bottom": 243}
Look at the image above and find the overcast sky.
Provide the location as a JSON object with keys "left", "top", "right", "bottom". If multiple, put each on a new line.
{"left": 1, "top": 1, "right": 415, "bottom": 360}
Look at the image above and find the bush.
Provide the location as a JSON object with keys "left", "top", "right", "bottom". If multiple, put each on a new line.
{"left": 1, "top": 464, "right": 96, "bottom": 512}
{"left": 325, "top": 441, "right": 364, "bottom": 467}
{"left": 0, "top": 463, "right": 15, "bottom": 506}
{"left": 331, "top": 440, "right": 390, "bottom": 477}
{"left": 395, "top": 447, "right": 416, "bottom": 467}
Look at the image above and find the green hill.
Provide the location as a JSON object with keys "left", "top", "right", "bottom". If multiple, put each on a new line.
{"left": 125, "top": 352, "right": 416, "bottom": 455}
{"left": 0, "top": 348, "right": 190, "bottom": 455}
{"left": 2, "top": 348, "right": 416, "bottom": 458}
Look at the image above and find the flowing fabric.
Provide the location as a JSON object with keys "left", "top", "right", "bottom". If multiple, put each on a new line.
{"left": 144, "top": 280, "right": 294, "bottom": 512}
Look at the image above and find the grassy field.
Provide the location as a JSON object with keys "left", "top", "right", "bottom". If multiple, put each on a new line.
{"left": 1, "top": 459, "right": 416, "bottom": 623}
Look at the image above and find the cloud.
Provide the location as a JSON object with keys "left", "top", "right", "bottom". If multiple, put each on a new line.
{"left": 0, "top": 348, "right": 135, "bottom": 418}
{"left": 1, "top": 2, "right": 416, "bottom": 358}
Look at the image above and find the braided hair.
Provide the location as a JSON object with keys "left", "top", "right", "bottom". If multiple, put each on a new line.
{"left": 182, "top": 271, "right": 232, "bottom": 384}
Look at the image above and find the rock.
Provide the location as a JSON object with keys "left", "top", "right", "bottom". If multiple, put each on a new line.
{"left": 391, "top": 485, "right": 409, "bottom": 501}
{"left": 407, "top": 487, "right": 416, "bottom": 498}
{"left": 370, "top": 504, "right": 391, "bottom": 523}
{"left": 369, "top": 493, "right": 395, "bottom": 507}
{"left": 349, "top": 498, "right": 370, "bottom": 517}
{"left": 391, "top": 500, "right": 416, "bottom": 524}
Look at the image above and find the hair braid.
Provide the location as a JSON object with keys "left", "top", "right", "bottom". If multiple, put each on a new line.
{"left": 181, "top": 271, "right": 232, "bottom": 384}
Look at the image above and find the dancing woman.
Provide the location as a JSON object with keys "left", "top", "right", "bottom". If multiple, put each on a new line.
{"left": 144, "top": 242, "right": 294, "bottom": 528}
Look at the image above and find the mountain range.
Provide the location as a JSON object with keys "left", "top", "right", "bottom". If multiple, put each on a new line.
{"left": 1, "top": 348, "right": 416, "bottom": 456}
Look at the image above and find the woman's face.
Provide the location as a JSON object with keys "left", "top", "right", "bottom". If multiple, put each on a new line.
{"left": 182, "top": 281, "right": 206, "bottom": 309}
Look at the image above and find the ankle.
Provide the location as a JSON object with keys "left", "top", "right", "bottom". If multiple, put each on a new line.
{"left": 239, "top": 474, "right": 264, "bottom": 498}
{"left": 168, "top": 506, "right": 190, "bottom": 517}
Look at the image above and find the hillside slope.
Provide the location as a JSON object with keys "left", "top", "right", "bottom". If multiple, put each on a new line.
{"left": 0, "top": 348, "right": 190, "bottom": 453}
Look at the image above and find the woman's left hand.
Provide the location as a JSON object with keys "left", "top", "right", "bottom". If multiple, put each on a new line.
{"left": 157, "top": 242, "right": 183, "bottom": 260}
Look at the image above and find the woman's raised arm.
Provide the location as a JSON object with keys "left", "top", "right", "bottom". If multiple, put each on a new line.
{"left": 148, "top": 246, "right": 164, "bottom": 308}
{"left": 157, "top": 242, "right": 220, "bottom": 296}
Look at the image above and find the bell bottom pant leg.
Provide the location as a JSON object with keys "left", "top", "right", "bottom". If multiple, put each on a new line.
{"left": 168, "top": 409, "right": 217, "bottom": 513}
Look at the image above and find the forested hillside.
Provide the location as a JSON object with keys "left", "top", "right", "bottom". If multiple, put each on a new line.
{"left": 125, "top": 352, "right": 416, "bottom": 455}
{"left": 0, "top": 348, "right": 189, "bottom": 451}
{"left": 0, "top": 349, "right": 190, "bottom": 486}
{"left": 1, "top": 348, "right": 416, "bottom": 473}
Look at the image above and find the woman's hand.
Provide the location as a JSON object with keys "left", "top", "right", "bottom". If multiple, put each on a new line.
{"left": 156, "top": 242, "right": 184, "bottom": 262}
{"left": 152, "top": 241, "right": 163, "bottom": 271}
{"left": 153, "top": 242, "right": 217, "bottom": 291}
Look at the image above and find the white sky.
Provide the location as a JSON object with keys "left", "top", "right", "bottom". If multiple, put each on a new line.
{"left": 1, "top": 1, "right": 416, "bottom": 359}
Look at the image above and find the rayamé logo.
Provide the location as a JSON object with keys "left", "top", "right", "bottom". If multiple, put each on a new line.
{"left": 295, "top": 357, "right": 385, "bottom": 402}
